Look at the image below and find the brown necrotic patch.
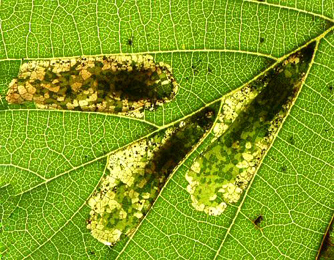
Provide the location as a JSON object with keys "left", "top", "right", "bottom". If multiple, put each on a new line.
{"left": 6, "top": 55, "right": 178, "bottom": 117}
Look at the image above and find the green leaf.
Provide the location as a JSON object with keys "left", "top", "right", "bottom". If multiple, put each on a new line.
{"left": 0, "top": 0, "right": 333, "bottom": 259}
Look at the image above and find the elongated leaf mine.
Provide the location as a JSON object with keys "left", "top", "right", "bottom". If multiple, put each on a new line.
{"left": 86, "top": 107, "right": 216, "bottom": 246}
{"left": 186, "top": 44, "right": 314, "bottom": 216}
{"left": 6, "top": 55, "right": 178, "bottom": 117}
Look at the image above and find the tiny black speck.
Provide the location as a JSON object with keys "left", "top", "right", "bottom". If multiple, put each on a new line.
{"left": 281, "top": 165, "right": 287, "bottom": 172}
{"left": 288, "top": 136, "right": 295, "bottom": 145}
{"left": 254, "top": 215, "right": 263, "bottom": 226}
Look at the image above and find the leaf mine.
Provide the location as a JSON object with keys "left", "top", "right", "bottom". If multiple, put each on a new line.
{"left": 86, "top": 105, "right": 217, "bottom": 246}
{"left": 186, "top": 44, "right": 315, "bottom": 216}
{"left": 6, "top": 55, "right": 178, "bottom": 117}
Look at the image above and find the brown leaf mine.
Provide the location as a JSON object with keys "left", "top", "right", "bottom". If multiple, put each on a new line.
{"left": 86, "top": 106, "right": 217, "bottom": 246}
{"left": 186, "top": 44, "right": 315, "bottom": 216}
{"left": 6, "top": 55, "right": 178, "bottom": 117}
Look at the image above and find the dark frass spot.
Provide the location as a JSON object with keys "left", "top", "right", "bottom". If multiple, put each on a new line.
{"left": 6, "top": 55, "right": 179, "bottom": 118}
{"left": 254, "top": 215, "right": 263, "bottom": 227}
{"left": 288, "top": 136, "right": 295, "bottom": 145}
{"left": 185, "top": 43, "right": 315, "bottom": 216}
{"left": 260, "top": 37, "right": 265, "bottom": 43}
{"left": 86, "top": 104, "right": 218, "bottom": 246}
{"left": 127, "top": 38, "right": 133, "bottom": 46}
{"left": 281, "top": 165, "right": 287, "bottom": 172}
{"left": 191, "top": 64, "right": 200, "bottom": 76}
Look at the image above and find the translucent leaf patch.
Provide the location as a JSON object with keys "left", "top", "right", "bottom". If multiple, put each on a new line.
{"left": 186, "top": 44, "right": 315, "bottom": 216}
{"left": 86, "top": 105, "right": 217, "bottom": 246}
{"left": 6, "top": 55, "right": 178, "bottom": 117}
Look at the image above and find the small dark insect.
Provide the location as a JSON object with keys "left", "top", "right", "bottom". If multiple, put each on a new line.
{"left": 260, "top": 37, "right": 265, "bottom": 43}
{"left": 127, "top": 39, "right": 133, "bottom": 46}
{"left": 329, "top": 86, "right": 333, "bottom": 92}
{"left": 254, "top": 215, "right": 263, "bottom": 227}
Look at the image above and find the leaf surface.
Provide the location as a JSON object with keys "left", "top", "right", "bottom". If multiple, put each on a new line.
{"left": 0, "top": 0, "right": 333, "bottom": 259}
